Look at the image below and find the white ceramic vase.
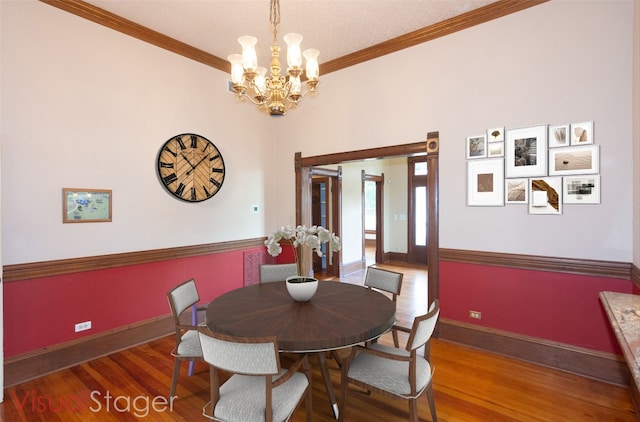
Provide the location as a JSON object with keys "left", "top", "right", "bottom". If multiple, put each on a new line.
{"left": 285, "top": 276, "right": 319, "bottom": 302}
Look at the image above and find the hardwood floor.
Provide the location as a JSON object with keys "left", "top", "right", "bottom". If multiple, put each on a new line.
{"left": 1, "top": 261, "right": 637, "bottom": 421}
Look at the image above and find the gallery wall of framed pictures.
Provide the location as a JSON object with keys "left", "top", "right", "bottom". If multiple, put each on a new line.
{"left": 466, "top": 121, "right": 599, "bottom": 214}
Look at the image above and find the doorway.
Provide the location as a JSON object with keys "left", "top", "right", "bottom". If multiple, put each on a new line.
{"left": 362, "top": 171, "right": 384, "bottom": 265}
{"left": 310, "top": 167, "right": 341, "bottom": 278}
{"left": 295, "top": 133, "right": 440, "bottom": 305}
{"left": 408, "top": 157, "right": 428, "bottom": 265}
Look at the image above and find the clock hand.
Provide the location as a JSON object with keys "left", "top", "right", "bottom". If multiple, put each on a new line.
{"left": 181, "top": 153, "right": 197, "bottom": 170}
{"left": 186, "top": 154, "right": 210, "bottom": 175}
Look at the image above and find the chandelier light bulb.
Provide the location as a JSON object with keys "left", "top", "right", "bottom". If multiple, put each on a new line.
{"left": 283, "top": 33, "right": 303, "bottom": 68}
{"left": 237, "top": 35, "right": 258, "bottom": 71}
{"left": 227, "top": 54, "right": 244, "bottom": 84}
{"left": 290, "top": 75, "right": 301, "bottom": 95}
{"left": 303, "top": 48, "right": 320, "bottom": 80}
{"left": 254, "top": 67, "right": 267, "bottom": 92}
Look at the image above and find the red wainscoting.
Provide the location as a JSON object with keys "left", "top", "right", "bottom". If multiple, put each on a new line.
{"left": 3, "top": 248, "right": 264, "bottom": 358}
{"left": 440, "top": 261, "right": 634, "bottom": 354}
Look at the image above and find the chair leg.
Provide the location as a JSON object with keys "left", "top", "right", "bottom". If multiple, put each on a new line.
{"left": 170, "top": 359, "right": 181, "bottom": 398}
{"left": 189, "top": 305, "right": 197, "bottom": 376}
{"left": 409, "top": 398, "right": 418, "bottom": 422}
{"left": 426, "top": 385, "right": 438, "bottom": 422}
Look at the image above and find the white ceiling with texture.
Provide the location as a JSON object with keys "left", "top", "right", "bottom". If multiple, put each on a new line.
{"left": 84, "top": 0, "right": 497, "bottom": 67}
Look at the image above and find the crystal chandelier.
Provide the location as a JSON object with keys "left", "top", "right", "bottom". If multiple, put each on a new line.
{"left": 227, "top": 0, "right": 319, "bottom": 116}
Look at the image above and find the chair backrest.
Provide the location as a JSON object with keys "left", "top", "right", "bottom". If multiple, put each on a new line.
{"left": 198, "top": 330, "right": 280, "bottom": 376}
{"left": 167, "top": 279, "right": 200, "bottom": 321}
{"left": 260, "top": 263, "right": 298, "bottom": 283}
{"left": 364, "top": 267, "right": 403, "bottom": 299}
{"left": 406, "top": 299, "right": 440, "bottom": 352}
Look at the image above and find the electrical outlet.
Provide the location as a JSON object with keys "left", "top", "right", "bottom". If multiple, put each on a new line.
{"left": 469, "top": 310, "right": 482, "bottom": 320}
{"left": 74, "top": 321, "right": 92, "bottom": 332}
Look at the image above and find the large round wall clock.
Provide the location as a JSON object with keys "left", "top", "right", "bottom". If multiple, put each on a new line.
{"left": 156, "top": 133, "right": 226, "bottom": 202}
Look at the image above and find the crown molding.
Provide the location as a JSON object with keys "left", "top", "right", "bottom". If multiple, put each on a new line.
{"left": 40, "top": 0, "right": 548, "bottom": 76}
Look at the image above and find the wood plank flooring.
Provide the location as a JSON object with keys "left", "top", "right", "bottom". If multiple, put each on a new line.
{"left": 1, "top": 262, "right": 637, "bottom": 421}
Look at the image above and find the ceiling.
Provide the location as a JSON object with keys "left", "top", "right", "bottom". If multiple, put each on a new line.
{"left": 46, "top": 0, "right": 546, "bottom": 75}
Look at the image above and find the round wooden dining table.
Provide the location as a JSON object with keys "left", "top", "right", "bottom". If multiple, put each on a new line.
{"left": 206, "top": 280, "right": 396, "bottom": 418}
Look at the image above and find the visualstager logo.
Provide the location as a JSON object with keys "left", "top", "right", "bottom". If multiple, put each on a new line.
{"left": 11, "top": 389, "right": 177, "bottom": 418}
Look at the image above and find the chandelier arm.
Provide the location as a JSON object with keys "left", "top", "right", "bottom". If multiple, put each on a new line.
{"left": 234, "top": 91, "right": 267, "bottom": 107}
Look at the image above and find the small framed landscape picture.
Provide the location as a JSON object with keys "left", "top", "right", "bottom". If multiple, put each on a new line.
{"left": 505, "top": 125, "right": 548, "bottom": 178}
{"left": 505, "top": 178, "right": 528, "bottom": 204}
{"left": 488, "top": 141, "right": 504, "bottom": 157}
{"left": 467, "top": 158, "right": 504, "bottom": 206}
{"left": 466, "top": 135, "right": 487, "bottom": 159}
{"left": 487, "top": 127, "right": 505, "bottom": 142}
{"left": 63, "top": 188, "right": 112, "bottom": 223}
{"left": 564, "top": 175, "right": 601, "bottom": 204}
{"left": 570, "top": 121, "right": 593, "bottom": 145}
{"left": 529, "top": 177, "right": 562, "bottom": 215}
{"left": 549, "top": 124, "right": 570, "bottom": 148}
{"left": 549, "top": 145, "right": 599, "bottom": 176}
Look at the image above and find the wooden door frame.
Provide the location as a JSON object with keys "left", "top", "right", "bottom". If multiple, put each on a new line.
{"left": 295, "top": 133, "right": 440, "bottom": 306}
{"left": 362, "top": 171, "right": 384, "bottom": 265}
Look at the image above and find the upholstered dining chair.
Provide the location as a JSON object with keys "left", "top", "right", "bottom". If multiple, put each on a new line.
{"left": 198, "top": 329, "right": 312, "bottom": 422}
{"left": 167, "top": 279, "right": 205, "bottom": 398}
{"left": 339, "top": 299, "right": 440, "bottom": 422}
{"left": 364, "top": 266, "right": 404, "bottom": 347}
{"left": 259, "top": 263, "right": 298, "bottom": 283}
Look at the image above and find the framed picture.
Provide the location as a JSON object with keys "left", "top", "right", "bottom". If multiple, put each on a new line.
{"left": 564, "top": 175, "right": 601, "bottom": 204}
{"left": 467, "top": 158, "right": 504, "bottom": 206}
{"left": 466, "top": 135, "right": 487, "bottom": 159}
{"left": 505, "top": 125, "right": 548, "bottom": 178}
{"left": 529, "top": 177, "right": 562, "bottom": 215}
{"left": 505, "top": 178, "right": 528, "bottom": 204}
{"left": 549, "top": 124, "right": 570, "bottom": 148}
{"left": 487, "top": 127, "right": 505, "bottom": 142}
{"left": 570, "top": 121, "right": 593, "bottom": 145}
{"left": 488, "top": 141, "right": 504, "bottom": 157}
{"left": 549, "top": 145, "right": 599, "bottom": 175}
{"left": 63, "top": 188, "right": 112, "bottom": 223}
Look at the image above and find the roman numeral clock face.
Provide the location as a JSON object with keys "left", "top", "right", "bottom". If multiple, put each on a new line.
{"left": 157, "top": 133, "right": 225, "bottom": 202}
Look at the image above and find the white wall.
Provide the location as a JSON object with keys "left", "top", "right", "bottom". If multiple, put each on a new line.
{"left": 0, "top": 0, "right": 4, "bottom": 399}
{"left": 276, "top": 0, "right": 635, "bottom": 263}
{"left": 1, "top": 1, "right": 277, "bottom": 265}
{"left": 634, "top": 0, "right": 640, "bottom": 267}
{"left": 1, "top": 0, "right": 636, "bottom": 268}
{"left": 339, "top": 158, "right": 409, "bottom": 262}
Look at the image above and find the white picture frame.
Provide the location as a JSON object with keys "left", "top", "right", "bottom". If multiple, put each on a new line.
{"left": 488, "top": 141, "right": 504, "bottom": 157}
{"left": 505, "top": 125, "right": 548, "bottom": 178}
{"left": 549, "top": 124, "right": 570, "bottom": 148}
{"left": 549, "top": 145, "right": 599, "bottom": 176}
{"left": 529, "top": 177, "right": 563, "bottom": 215}
{"left": 487, "top": 127, "right": 505, "bottom": 142}
{"left": 467, "top": 158, "right": 504, "bottom": 206}
{"left": 564, "top": 175, "right": 601, "bottom": 204}
{"left": 466, "top": 135, "right": 487, "bottom": 159}
{"left": 570, "top": 121, "right": 594, "bottom": 145}
{"left": 505, "top": 178, "right": 528, "bottom": 204}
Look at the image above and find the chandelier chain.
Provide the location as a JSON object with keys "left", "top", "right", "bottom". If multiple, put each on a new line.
{"left": 270, "top": 0, "right": 280, "bottom": 44}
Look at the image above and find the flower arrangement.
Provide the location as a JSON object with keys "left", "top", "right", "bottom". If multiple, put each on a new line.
{"left": 265, "top": 225, "right": 341, "bottom": 278}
